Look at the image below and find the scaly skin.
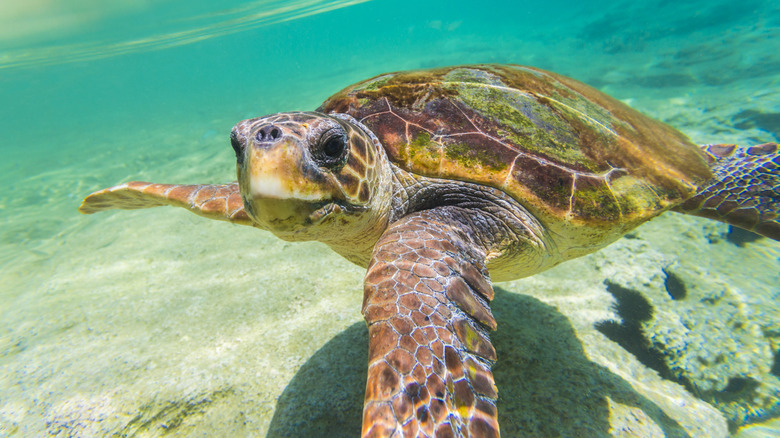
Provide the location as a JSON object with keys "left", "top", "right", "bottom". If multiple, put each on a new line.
{"left": 78, "top": 181, "right": 251, "bottom": 225}
{"left": 362, "top": 207, "right": 499, "bottom": 438}
{"left": 674, "top": 143, "right": 780, "bottom": 240}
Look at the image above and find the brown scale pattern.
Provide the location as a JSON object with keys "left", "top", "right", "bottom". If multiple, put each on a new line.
{"left": 319, "top": 64, "right": 713, "bottom": 225}
{"left": 79, "top": 181, "right": 253, "bottom": 225}
{"left": 362, "top": 208, "right": 499, "bottom": 438}
{"left": 675, "top": 143, "right": 780, "bottom": 240}
{"left": 355, "top": 96, "right": 635, "bottom": 225}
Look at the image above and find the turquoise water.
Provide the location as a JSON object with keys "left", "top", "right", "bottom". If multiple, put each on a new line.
{"left": 1, "top": 0, "right": 779, "bottom": 436}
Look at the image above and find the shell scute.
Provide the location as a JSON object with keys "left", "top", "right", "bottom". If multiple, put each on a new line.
{"left": 510, "top": 154, "right": 574, "bottom": 213}
{"left": 441, "top": 70, "right": 603, "bottom": 172}
{"left": 318, "top": 64, "right": 712, "bottom": 226}
{"left": 570, "top": 175, "right": 621, "bottom": 221}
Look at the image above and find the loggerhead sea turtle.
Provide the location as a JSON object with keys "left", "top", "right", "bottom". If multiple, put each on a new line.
{"left": 80, "top": 64, "right": 779, "bottom": 437}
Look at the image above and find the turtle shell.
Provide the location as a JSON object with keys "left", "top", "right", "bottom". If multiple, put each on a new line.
{"left": 318, "top": 64, "right": 712, "bottom": 231}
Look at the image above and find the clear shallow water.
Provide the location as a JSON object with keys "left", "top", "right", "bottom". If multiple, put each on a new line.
{"left": 1, "top": 0, "right": 779, "bottom": 436}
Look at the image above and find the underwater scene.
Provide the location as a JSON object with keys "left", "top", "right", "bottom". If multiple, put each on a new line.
{"left": 1, "top": 0, "right": 779, "bottom": 436}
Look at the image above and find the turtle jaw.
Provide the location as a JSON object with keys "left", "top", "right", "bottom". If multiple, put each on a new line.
{"left": 237, "top": 137, "right": 342, "bottom": 239}
{"left": 246, "top": 197, "right": 336, "bottom": 234}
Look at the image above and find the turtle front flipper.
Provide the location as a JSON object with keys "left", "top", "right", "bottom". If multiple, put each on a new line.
{"left": 79, "top": 181, "right": 253, "bottom": 226}
{"left": 362, "top": 207, "right": 499, "bottom": 438}
{"left": 675, "top": 143, "right": 779, "bottom": 241}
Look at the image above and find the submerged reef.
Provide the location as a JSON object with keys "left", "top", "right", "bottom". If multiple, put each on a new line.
{"left": 594, "top": 214, "right": 780, "bottom": 432}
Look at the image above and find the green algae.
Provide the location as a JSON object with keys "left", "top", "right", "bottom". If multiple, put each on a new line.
{"left": 353, "top": 74, "right": 395, "bottom": 92}
{"left": 572, "top": 180, "right": 622, "bottom": 220}
{"left": 444, "top": 141, "right": 507, "bottom": 171}
{"left": 444, "top": 67, "right": 506, "bottom": 87}
{"left": 446, "top": 79, "right": 602, "bottom": 171}
{"left": 399, "top": 131, "right": 441, "bottom": 172}
{"left": 407, "top": 131, "right": 437, "bottom": 159}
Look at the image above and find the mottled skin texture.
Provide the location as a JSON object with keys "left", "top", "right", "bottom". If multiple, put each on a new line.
{"left": 79, "top": 181, "right": 251, "bottom": 224}
{"left": 674, "top": 142, "right": 780, "bottom": 239}
{"left": 79, "top": 64, "right": 780, "bottom": 437}
{"left": 362, "top": 208, "right": 499, "bottom": 437}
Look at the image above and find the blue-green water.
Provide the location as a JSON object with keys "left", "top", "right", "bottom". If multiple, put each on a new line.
{"left": 1, "top": 1, "right": 779, "bottom": 436}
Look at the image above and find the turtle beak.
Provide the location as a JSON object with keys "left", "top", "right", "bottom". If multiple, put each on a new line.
{"left": 231, "top": 117, "right": 339, "bottom": 234}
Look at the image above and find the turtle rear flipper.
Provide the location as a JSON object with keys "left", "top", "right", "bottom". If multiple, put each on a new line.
{"left": 79, "top": 181, "right": 253, "bottom": 226}
{"left": 675, "top": 143, "right": 780, "bottom": 241}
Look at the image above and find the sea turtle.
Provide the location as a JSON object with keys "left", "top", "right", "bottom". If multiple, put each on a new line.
{"left": 80, "top": 64, "right": 780, "bottom": 437}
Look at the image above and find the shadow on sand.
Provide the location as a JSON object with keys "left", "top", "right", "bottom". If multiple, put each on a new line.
{"left": 267, "top": 287, "right": 689, "bottom": 437}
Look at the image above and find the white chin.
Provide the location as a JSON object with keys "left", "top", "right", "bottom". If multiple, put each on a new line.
{"left": 249, "top": 174, "right": 325, "bottom": 202}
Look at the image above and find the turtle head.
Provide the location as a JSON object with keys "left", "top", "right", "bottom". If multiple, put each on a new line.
{"left": 230, "top": 111, "right": 392, "bottom": 265}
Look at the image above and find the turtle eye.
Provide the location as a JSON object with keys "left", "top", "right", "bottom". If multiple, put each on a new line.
{"left": 312, "top": 129, "right": 348, "bottom": 168}
{"left": 323, "top": 136, "right": 345, "bottom": 158}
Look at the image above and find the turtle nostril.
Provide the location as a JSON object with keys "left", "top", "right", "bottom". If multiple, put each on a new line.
{"left": 255, "top": 124, "right": 283, "bottom": 143}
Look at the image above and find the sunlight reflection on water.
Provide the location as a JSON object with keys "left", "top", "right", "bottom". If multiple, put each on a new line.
{"left": 0, "top": 0, "right": 371, "bottom": 70}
